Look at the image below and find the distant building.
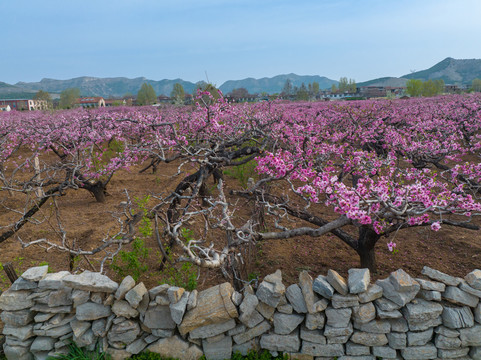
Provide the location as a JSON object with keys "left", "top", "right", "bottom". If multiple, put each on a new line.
{"left": 104, "top": 99, "right": 127, "bottom": 107}
{"left": 75, "top": 97, "right": 105, "bottom": 108}
{"left": 157, "top": 95, "right": 171, "bottom": 104}
{"left": 0, "top": 99, "right": 48, "bottom": 111}
{"left": 0, "top": 104, "right": 11, "bottom": 111}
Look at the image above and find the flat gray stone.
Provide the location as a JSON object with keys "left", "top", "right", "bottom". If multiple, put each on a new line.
{"left": 114, "top": 275, "right": 135, "bottom": 300}
{"left": 350, "top": 331, "right": 388, "bottom": 346}
{"left": 402, "top": 299, "right": 443, "bottom": 322}
{"left": 437, "top": 347, "right": 470, "bottom": 358}
{"left": 70, "top": 318, "right": 91, "bottom": 338}
{"left": 21, "top": 265, "right": 49, "bottom": 282}
{"left": 170, "top": 290, "right": 189, "bottom": 324}
{"left": 63, "top": 271, "right": 118, "bottom": 293}
{"left": 348, "top": 268, "right": 370, "bottom": 294}
{"left": 415, "top": 277, "right": 446, "bottom": 292}
{"left": 3, "top": 345, "right": 33, "bottom": 360}
{"left": 327, "top": 269, "right": 348, "bottom": 295}
{"left": 125, "top": 282, "right": 148, "bottom": 308}
{"left": 3, "top": 324, "right": 34, "bottom": 341}
{"left": 277, "top": 304, "right": 293, "bottom": 314}
{"left": 421, "top": 266, "right": 461, "bottom": 286}
{"left": 354, "top": 319, "right": 390, "bottom": 333}
{"left": 301, "top": 342, "right": 344, "bottom": 357}
{"left": 389, "top": 269, "right": 419, "bottom": 292}
{"left": 443, "top": 286, "right": 479, "bottom": 307}
{"left": 459, "top": 280, "right": 481, "bottom": 298}
{"left": 190, "top": 319, "right": 236, "bottom": 339}
{"left": 300, "top": 326, "right": 327, "bottom": 344}
{"left": 233, "top": 320, "right": 270, "bottom": 345}
{"left": 372, "top": 345, "right": 397, "bottom": 359}
{"left": 435, "top": 325, "right": 460, "bottom": 337}
{"left": 1, "top": 310, "right": 35, "bottom": 326}
{"left": 112, "top": 300, "right": 139, "bottom": 318}
{"left": 387, "top": 332, "right": 407, "bottom": 349}
{"left": 256, "top": 270, "right": 285, "bottom": 308}
{"left": 346, "top": 341, "right": 370, "bottom": 356}
{"left": 376, "top": 277, "right": 419, "bottom": 307}
{"left": 352, "top": 302, "right": 376, "bottom": 324}
{"left": 107, "top": 319, "right": 140, "bottom": 344}
{"left": 76, "top": 302, "right": 111, "bottom": 321}
{"left": 48, "top": 287, "right": 73, "bottom": 307}
{"left": 148, "top": 284, "right": 170, "bottom": 300}
{"left": 167, "top": 286, "right": 185, "bottom": 304}
{"left": 126, "top": 338, "right": 148, "bottom": 355}
{"left": 400, "top": 344, "right": 437, "bottom": 359}
{"left": 389, "top": 318, "right": 409, "bottom": 332}
{"left": 202, "top": 335, "right": 232, "bottom": 360}
{"left": 71, "top": 289, "right": 90, "bottom": 307}
{"left": 286, "top": 284, "right": 308, "bottom": 313}
{"left": 331, "top": 294, "right": 359, "bottom": 308}
{"left": 273, "top": 312, "right": 304, "bottom": 335}
{"left": 0, "top": 289, "right": 34, "bottom": 311}
{"left": 299, "top": 270, "right": 316, "bottom": 313}
{"left": 442, "top": 305, "right": 474, "bottom": 329}
{"left": 143, "top": 305, "right": 176, "bottom": 330}
{"left": 188, "top": 290, "right": 198, "bottom": 310}
{"left": 465, "top": 269, "right": 481, "bottom": 290}
{"left": 471, "top": 347, "right": 481, "bottom": 360}
{"left": 324, "top": 323, "right": 353, "bottom": 338}
{"left": 375, "top": 297, "right": 401, "bottom": 311}
{"left": 435, "top": 333, "right": 462, "bottom": 349}
{"left": 325, "top": 307, "right": 352, "bottom": 328}
{"left": 260, "top": 333, "right": 300, "bottom": 353}
{"left": 408, "top": 316, "right": 442, "bottom": 331}
{"left": 358, "top": 284, "right": 383, "bottom": 303}
{"left": 147, "top": 335, "right": 203, "bottom": 360}
{"left": 38, "top": 271, "right": 71, "bottom": 290}
{"left": 11, "top": 277, "right": 37, "bottom": 291}
{"left": 417, "top": 289, "right": 441, "bottom": 301}
{"left": 459, "top": 324, "right": 481, "bottom": 346}
{"left": 407, "top": 327, "right": 434, "bottom": 346}
{"left": 256, "top": 301, "right": 275, "bottom": 319}
{"left": 305, "top": 312, "right": 325, "bottom": 330}
{"left": 313, "top": 275, "right": 335, "bottom": 299}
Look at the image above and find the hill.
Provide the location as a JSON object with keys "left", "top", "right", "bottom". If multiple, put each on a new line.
{"left": 357, "top": 77, "right": 409, "bottom": 87}
{"left": 14, "top": 77, "right": 199, "bottom": 98}
{"left": 402, "top": 57, "right": 481, "bottom": 84}
{"left": 219, "top": 74, "right": 338, "bottom": 94}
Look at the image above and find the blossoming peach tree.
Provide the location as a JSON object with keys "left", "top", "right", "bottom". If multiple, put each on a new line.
{"left": 1, "top": 92, "right": 481, "bottom": 285}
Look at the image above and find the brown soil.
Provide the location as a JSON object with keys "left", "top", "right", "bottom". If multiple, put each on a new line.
{"left": 1, "top": 158, "right": 481, "bottom": 291}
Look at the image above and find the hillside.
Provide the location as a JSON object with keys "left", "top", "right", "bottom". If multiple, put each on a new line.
{"left": 219, "top": 74, "right": 338, "bottom": 94}
{"left": 402, "top": 57, "right": 481, "bottom": 84}
{"left": 15, "top": 77, "right": 199, "bottom": 98}
{"left": 357, "top": 77, "right": 409, "bottom": 87}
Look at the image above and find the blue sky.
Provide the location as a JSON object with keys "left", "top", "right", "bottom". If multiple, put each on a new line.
{"left": 2, "top": 0, "right": 481, "bottom": 85}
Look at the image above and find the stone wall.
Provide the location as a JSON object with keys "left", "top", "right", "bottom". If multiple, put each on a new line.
{"left": 1, "top": 265, "right": 481, "bottom": 360}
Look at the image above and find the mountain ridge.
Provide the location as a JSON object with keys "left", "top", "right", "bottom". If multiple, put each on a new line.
{"left": 2, "top": 57, "right": 480, "bottom": 99}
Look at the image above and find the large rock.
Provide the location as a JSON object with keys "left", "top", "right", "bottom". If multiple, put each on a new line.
{"left": 402, "top": 299, "right": 443, "bottom": 323}
{"left": 256, "top": 270, "right": 286, "bottom": 307}
{"left": 465, "top": 269, "right": 481, "bottom": 290}
{"left": 331, "top": 294, "right": 359, "bottom": 308}
{"left": 353, "top": 319, "right": 390, "bottom": 334}
{"left": 21, "top": 265, "right": 48, "bottom": 282}
{"left": 107, "top": 319, "right": 140, "bottom": 344}
{"left": 260, "top": 333, "right": 300, "bottom": 353}
{"left": 348, "top": 268, "right": 370, "bottom": 294}
{"left": 3, "top": 324, "right": 34, "bottom": 341}
{"left": 114, "top": 275, "right": 135, "bottom": 300}
{"left": 76, "top": 302, "right": 112, "bottom": 321}
{"left": 407, "top": 327, "right": 434, "bottom": 346}
{"left": 327, "top": 269, "right": 348, "bottom": 295}
{"left": 325, "top": 307, "right": 352, "bottom": 328}
{"left": 232, "top": 321, "right": 270, "bottom": 345}
{"left": 273, "top": 312, "right": 304, "bottom": 335}
{"left": 442, "top": 305, "right": 474, "bottom": 329}
{"left": 459, "top": 324, "right": 481, "bottom": 346}
{"left": 415, "top": 278, "right": 446, "bottom": 292}
{"left": 147, "top": 335, "right": 203, "bottom": 360}
{"left": 350, "top": 331, "right": 388, "bottom": 346}
{"left": 202, "top": 335, "right": 232, "bottom": 360}
{"left": 10, "top": 277, "right": 37, "bottom": 291}
{"left": 358, "top": 284, "right": 383, "bottom": 303}
{"left": 286, "top": 284, "right": 308, "bottom": 313}
{"left": 313, "top": 275, "right": 335, "bottom": 299}
{"left": 63, "top": 271, "right": 118, "bottom": 293}
{"left": 143, "top": 305, "right": 176, "bottom": 330}
{"left": 0, "top": 290, "right": 34, "bottom": 311}
{"left": 352, "top": 302, "right": 376, "bottom": 324}
{"left": 125, "top": 282, "right": 148, "bottom": 308}
{"left": 305, "top": 312, "right": 325, "bottom": 330}
{"left": 112, "top": 300, "right": 139, "bottom": 318}
{"left": 400, "top": 344, "right": 438, "bottom": 360}
{"left": 300, "top": 327, "right": 327, "bottom": 344}
{"left": 443, "top": 286, "right": 479, "bottom": 307}
{"left": 376, "top": 277, "right": 419, "bottom": 307}
{"left": 1, "top": 310, "right": 35, "bottom": 326}
{"left": 38, "top": 271, "right": 70, "bottom": 290}
{"left": 298, "top": 271, "right": 317, "bottom": 314}
{"left": 301, "top": 342, "right": 344, "bottom": 357}
{"left": 421, "top": 266, "right": 461, "bottom": 286}
{"left": 3, "top": 345, "right": 33, "bottom": 360}
{"left": 179, "top": 282, "right": 238, "bottom": 336}
{"left": 170, "top": 291, "right": 189, "bottom": 325}
{"left": 190, "top": 319, "right": 236, "bottom": 340}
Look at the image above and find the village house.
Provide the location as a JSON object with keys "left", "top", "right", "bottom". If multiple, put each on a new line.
{"left": 74, "top": 97, "right": 106, "bottom": 108}
{"left": 0, "top": 104, "right": 11, "bottom": 111}
{"left": 0, "top": 99, "right": 48, "bottom": 111}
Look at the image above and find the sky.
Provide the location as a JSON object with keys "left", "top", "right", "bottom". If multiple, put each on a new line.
{"left": 2, "top": 0, "right": 481, "bottom": 86}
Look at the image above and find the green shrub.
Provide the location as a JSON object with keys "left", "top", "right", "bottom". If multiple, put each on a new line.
{"left": 47, "top": 341, "right": 110, "bottom": 360}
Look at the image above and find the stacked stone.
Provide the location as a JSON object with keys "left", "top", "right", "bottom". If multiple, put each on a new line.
{"left": 3, "top": 266, "right": 481, "bottom": 360}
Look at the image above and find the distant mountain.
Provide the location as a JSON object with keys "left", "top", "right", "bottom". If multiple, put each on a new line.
{"left": 357, "top": 77, "right": 409, "bottom": 87}
{"left": 2, "top": 57, "right": 480, "bottom": 99}
{"left": 15, "top": 77, "right": 199, "bottom": 98}
{"left": 219, "top": 74, "right": 338, "bottom": 94}
{"left": 402, "top": 57, "right": 481, "bottom": 85}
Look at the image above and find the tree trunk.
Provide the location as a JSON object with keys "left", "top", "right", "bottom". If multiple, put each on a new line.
{"left": 356, "top": 227, "right": 380, "bottom": 273}
{"left": 87, "top": 182, "right": 106, "bottom": 203}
